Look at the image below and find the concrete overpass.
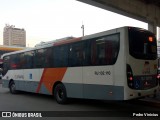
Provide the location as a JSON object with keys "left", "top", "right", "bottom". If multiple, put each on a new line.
{"left": 78, "top": 0, "right": 160, "bottom": 35}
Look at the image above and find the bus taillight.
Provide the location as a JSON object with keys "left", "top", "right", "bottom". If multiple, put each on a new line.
{"left": 148, "top": 36, "right": 153, "bottom": 42}
{"left": 157, "top": 74, "right": 160, "bottom": 86}
{"left": 129, "top": 76, "right": 133, "bottom": 81}
{"left": 127, "top": 64, "right": 134, "bottom": 88}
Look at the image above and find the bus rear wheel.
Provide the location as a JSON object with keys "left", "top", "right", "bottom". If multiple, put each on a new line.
{"left": 54, "top": 83, "right": 67, "bottom": 104}
{"left": 9, "top": 81, "right": 17, "bottom": 94}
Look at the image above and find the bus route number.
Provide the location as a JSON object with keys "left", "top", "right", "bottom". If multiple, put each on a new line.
{"left": 94, "top": 71, "right": 111, "bottom": 76}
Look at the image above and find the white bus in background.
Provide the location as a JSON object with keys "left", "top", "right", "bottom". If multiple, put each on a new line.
{"left": 1, "top": 27, "right": 159, "bottom": 104}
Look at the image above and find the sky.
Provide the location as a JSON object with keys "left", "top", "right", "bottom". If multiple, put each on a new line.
{"left": 0, "top": 0, "right": 148, "bottom": 47}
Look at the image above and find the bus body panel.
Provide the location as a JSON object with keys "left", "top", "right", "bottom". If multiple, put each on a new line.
{"left": 2, "top": 68, "right": 124, "bottom": 100}
{"left": 82, "top": 66, "right": 123, "bottom": 100}
{"left": 2, "top": 66, "right": 124, "bottom": 100}
{"left": 63, "top": 67, "right": 83, "bottom": 98}
{"left": 113, "top": 27, "right": 126, "bottom": 87}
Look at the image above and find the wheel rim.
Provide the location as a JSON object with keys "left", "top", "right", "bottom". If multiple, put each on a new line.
{"left": 11, "top": 84, "right": 16, "bottom": 92}
{"left": 54, "top": 84, "right": 67, "bottom": 104}
{"left": 57, "top": 89, "right": 64, "bottom": 99}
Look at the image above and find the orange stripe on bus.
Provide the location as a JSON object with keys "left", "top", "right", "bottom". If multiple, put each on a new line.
{"left": 36, "top": 68, "right": 67, "bottom": 94}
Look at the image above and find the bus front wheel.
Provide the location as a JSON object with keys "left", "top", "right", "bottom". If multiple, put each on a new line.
{"left": 9, "top": 81, "right": 17, "bottom": 94}
{"left": 54, "top": 83, "right": 67, "bottom": 104}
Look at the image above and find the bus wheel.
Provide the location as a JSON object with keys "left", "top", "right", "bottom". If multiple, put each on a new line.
{"left": 54, "top": 83, "right": 67, "bottom": 104}
{"left": 9, "top": 81, "right": 17, "bottom": 94}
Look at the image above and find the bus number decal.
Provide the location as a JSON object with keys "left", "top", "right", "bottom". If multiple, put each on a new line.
{"left": 94, "top": 71, "right": 111, "bottom": 76}
{"left": 15, "top": 75, "right": 24, "bottom": 79}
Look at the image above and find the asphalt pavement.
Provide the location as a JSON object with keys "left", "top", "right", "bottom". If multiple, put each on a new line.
{"left": 0, "top": 81, "right": 160, "bottom": 120}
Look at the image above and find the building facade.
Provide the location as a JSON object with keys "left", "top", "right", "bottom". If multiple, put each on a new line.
{"left": 3, "top": 25, "right": 26, "bottom": 47}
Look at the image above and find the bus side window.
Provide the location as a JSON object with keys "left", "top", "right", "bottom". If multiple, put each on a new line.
{"left": 44, "top": 47, "right": 54, "bottom": 68}
{"left": 2, "top": 56, "right": 10, "bottom": 75}
{"left": 91, "top": 38, "right": 106, "bottom": 65}
{"left": 82, "top": 41, "right": 91, "bottom": 66}
{"left": 69, "top": 42, "right": 83, "bottom": 67}
{"left": 19, "top": 53, "right": 25, "bottom": 69}
{"left": 54, "top": 45, "right": 68, "bottom": 67}
{"left": 10, "top": 54, "right": 20, "bottom": 69}
{"left": 91, "top": 34, "right": 119, "bottom": 66}
{"left": 35, "top": 49, "right": 45, "bottom": 68}
{"left": 24, "top": 51, "right": 34, "bottom": 69}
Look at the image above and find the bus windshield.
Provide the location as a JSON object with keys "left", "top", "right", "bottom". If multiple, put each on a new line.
{"left": 128, "top": 27, "right": 157, "bottom": 60}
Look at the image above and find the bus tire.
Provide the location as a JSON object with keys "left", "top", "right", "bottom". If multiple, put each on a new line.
{"left": 9, "top": 81, "right": 17, "bottom": 94}
{"left": 54, "top": 83, "right": 67, "bottom": 104}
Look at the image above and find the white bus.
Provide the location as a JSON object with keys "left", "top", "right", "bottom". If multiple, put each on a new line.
{"left": 1, "top": 27, "right": 159, "bottom": 104}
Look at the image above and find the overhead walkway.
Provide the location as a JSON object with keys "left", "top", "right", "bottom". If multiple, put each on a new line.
{"left": 78, "top": 0, "right": 160, "bottom": 35}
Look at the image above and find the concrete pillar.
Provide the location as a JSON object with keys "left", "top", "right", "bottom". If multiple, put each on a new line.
{"left": 148, "top": 22, "right": 157, "bottom": 35}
